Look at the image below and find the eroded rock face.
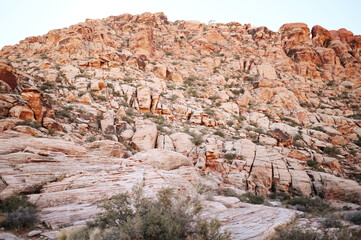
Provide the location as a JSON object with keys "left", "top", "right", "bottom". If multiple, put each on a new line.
{"left": 0, "top": 11, "right": 361, "bottom": 239}
{"left": 132, "top": 119, "right": 158, "bottom": 151}
{"left": 312, "top": 25, "right": 331, "bottom": 47}
{"left": 130, "top": 27, "right": 154, "bottom": 58}
{"left": 279, "top": 23, "right": 311, "bottom": 49}
{"left": 21, "top": 88, "right": 52, "bottom": 123}
{"left": 130, "top": 148, "right": 192, "bottom": 170}
{"left": 309, "top": 171, "right": 361, "bottom": 204}
{"left": 0, "top": 62, "right": 18, "bottom": 90}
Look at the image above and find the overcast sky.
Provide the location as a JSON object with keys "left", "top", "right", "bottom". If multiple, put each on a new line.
{"left": 1, "top": 0, "right": 360, "bottom": 49}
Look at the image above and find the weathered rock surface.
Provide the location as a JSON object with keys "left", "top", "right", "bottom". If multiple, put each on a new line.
{"left": 131, "top": 119, "right": 158, "bottom": 151}
{"left": 0, "top": 11, "right": 361, "bottom": 239}
{"left": 130, "top": 148, "right": 192, "bottom": 170}
{"left": 203, "top": 200, "right": 298, "bottom": 240}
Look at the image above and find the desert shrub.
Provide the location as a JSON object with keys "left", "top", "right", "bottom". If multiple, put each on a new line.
{"left": 273, "top": 227, "right": 322, "bottom": 240}
{"left": 254, "top": 128, "right": 265, "bottom": 134}
{"left": 86, "top": 135, "right": 96, "bottom": 142}
{"left": 65, "top": 188, "right": 230, "bottom": 240}
{"left": 224, "top": 153, "right": 236, "bottom": 161}
{"left": 125, "top": 108, "right": 135, "bottom": 116}
{"left": 320, "top": 216, "right": 343, "bottom": 228}
{"left": 40, "top": 82, "right": 55, "bottom": 91}
{"left": 0, "top": 195, "right": 36, "bottom": 213}
{"left": 269, "top": 191, "right": 290, "bottom": 201}
{"left": 346, "top": 211, "right": 361, "bottom": 225}
{"left": 323, "top": 146, "right": 340, "bottom": 157}
{"left": 169, "top": 94, "right": 179, "bottom": 102}
{"left": 273, "top": 226, "right": 361, "bottom": 240}
{"left": 214, "top": 130, "right": 225, "bottom": 138}
{"left": 190, "top": 132, "right": 204, "bottom": 146}
{"left": 0, "top": 195, "right": 39, "bottom": 230}
{"left": 239, "top": 192, "right": 265, "bottom": 205}
{"left": 15, "top": 120, "right": 41, "bottom": 129}
{"left": 307, "top": 160, "right": 318, "bottom": 168}
{"left": 143, "top": 111, "right": 155, "bottom": 119}
{"left": 286, "top": 196, "right": 332, "bottom": 216}
{"left": 204, "top": 108, "right": 215, "bottom": 117}
{"left": 121, "top": 116, "right": 134, "bottom": 124}
{"left": 223, "top": 189, "right": 264, "bottom": 205}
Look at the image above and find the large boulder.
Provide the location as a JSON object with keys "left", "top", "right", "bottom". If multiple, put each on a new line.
{"left": 9, "top": 104, "right": 35, "bottom": 121}
{"left": 279, "top": 23, "right": 311, "bottom": 49}
{"left": 21, "top": 88, "right": 52, "bottom": 123}
{"left": 130, "top": 149, "right": 192, "bottom": 170}
{"left": 84, "top": 140, "right": 128, "bottom": 158}
{"left": 130, "top": 26, "right": 154, "bottom": 58}
{"left": 311, "top": 25, "right": 331, "bottom": 47}
{"left": 0, "top": 61, "right": 18, "bottom": 90}
{"left": 170, "top": 133, "right": 194, "bottom": 156}
{"left": 132, "top": 119, "right": 158, "bottom": 151}
{"left": 309, "top": 171, "right": 361, "bottom": 204}
{"left": 136, "top": 86, "right": 152, "bottom": 113}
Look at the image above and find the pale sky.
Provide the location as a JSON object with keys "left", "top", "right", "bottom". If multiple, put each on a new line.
{"left": 1, "top": 0, "right": 360, "bottom": 49}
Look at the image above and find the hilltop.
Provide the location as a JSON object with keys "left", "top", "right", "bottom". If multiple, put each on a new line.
{"left": 0, "top": 12, "right": 360, "bottom": 239}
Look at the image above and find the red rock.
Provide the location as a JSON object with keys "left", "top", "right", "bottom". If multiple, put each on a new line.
{"left": 21, "top": 88, "right": 52, "bottom": 123}
{"left": 0, "top": 62, "right": 18, "bottom": 90}
{"left": 311, "top": 25, "right": 331, "bottom": 47}
{"left": 330, "top": 135, "right": 349, "bottom": 145}
{"left": 279, "top": 23, "right": 311, "bottom": 49}
{"left": 130, "top": 27, "right": 154, "bottom": 58}
{"left": 9, "top": 104, "right": 35, "bottom": 121}
{"left": 330, "top": 28, "right": 354, "bottom": 43}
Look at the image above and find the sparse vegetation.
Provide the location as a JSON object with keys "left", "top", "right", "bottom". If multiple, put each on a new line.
{"left": 63, "top": 187, "right": 231, "bottom": 240}
{"left": 286, "top": 196, "right": 333, "bottom": 216}
{"left": 223, "top": 188, "right": 264, "bottom": 205}
{"left": 15, "top": 120, "right": 41, "bottom": 129}
{"left": 0, "top": 195, "right": 39, "bottom": 230}
{"left": 273, "top": 226, "right": 361, "bottom": 240}
{"left": 323, "top": 146, "right": 340, "bottom": 157}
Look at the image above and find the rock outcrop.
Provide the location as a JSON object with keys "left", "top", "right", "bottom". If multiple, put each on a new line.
{"left": 0, "top": 11, "right": 360, "bottom": 239}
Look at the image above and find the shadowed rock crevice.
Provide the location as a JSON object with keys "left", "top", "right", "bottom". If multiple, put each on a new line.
{"left": 0, "top": 62, "right": 18, "bottom": 90}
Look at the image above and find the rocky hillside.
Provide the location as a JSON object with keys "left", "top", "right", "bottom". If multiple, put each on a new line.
{"left": 0, "top": 12, "right": 360, "bottom": 239}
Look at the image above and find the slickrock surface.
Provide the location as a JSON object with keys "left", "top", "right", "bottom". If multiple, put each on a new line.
{"left": 0, "top": 11, "right": 360, "bottom": 239}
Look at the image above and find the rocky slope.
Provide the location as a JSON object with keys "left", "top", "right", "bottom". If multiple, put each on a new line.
{"left": 0, "top": 12, "right": 361, "bottom": 239}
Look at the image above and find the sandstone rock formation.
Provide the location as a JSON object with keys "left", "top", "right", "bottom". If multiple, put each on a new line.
{"left": 0, "top": 11, "right": 360, "bottom": 239}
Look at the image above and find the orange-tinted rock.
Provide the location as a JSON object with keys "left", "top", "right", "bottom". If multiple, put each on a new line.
{"left": 248, "top": 26, "right": 276, "bottom": 41}
{"left": 0, "top": 62, "right": 18, "bottom": 90}
{"left": 279, "top": 23, "right": 311, "bottom": 49}
{"left": 130, "top": 27, "right": 154, "bottom": 58}
{"left": 311, "top": 25, "right": 331, "bottom": 47}
{"left": 21, "top": 88, "right": 51, "bottom": 123}
{"left": 268, "top": 128, "right": 293, "bottom": 146}
{"left": 286, "top": 45, "right": 321, "bottom": 64}
{"left": 9, "top": 104, "right": 35, "bottom": 121}
{"left": 0, "top": 99, "right": 12, "bottom": 117}
{"left": 330, "top": 28, "right": 354, "bottom": 43}
{"left": 136, "top": 86, "right": 152, "bottom": 113}
{"left": 330, "top": 135, "right": 349, "bottom": 145}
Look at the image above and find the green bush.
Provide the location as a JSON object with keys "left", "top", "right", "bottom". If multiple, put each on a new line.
{"left": 286, "top": 197, "right": 333, "bottom": 216}
{"left": 0, "top": 195, "right": 39, "bottom": 230}
{"left": 269, "top": 192, "right": 290, "bottom": 201}
{"left": 273, "top": 226, "right": 361, "bottom": 240}
{"left": 273, "top": 227, "right": 322, "bottom": 240}
{"left": 214, "top": 130, "right": 225, "bottom": 138}
{"left": 65, "top": 188, "right": 230, "bottom": 240}
{"left": 223, "top": 189, "right": 264, "bottom": 205}
{"left": 323, "top": 146, "right": 340, "bottom": 157}
{"left": 15, "top": 120, "right": 41, "bottom": 129}
{"left": 224, "top": 153, "right": 236, "bottom": 161}
{"left": 191, "top": 134, "right": 204, "bottom": 146}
